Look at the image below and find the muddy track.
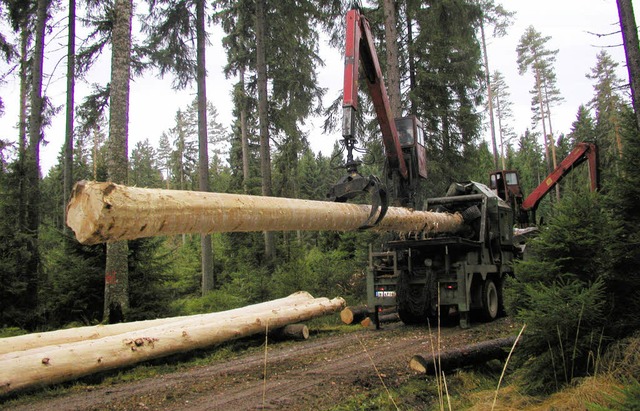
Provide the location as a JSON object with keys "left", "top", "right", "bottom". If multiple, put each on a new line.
{"left": 3, "top": 318, "right": 516, "bottom": 411}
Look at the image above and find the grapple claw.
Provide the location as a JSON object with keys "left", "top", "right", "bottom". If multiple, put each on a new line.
{"left": 328, "top": 173, "right": 388, "bottom": 229}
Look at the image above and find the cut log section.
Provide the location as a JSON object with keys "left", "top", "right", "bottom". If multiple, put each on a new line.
{"left": 360, "top": 312, "right": 399, "bottom": 328}
{"left": 268, "top": 324, "right": 309, "bottom": 341}
{"left": 0, "top": 294, "right": 344, "bottom": 396}
{"left": 409, "top": 336, "right": 517, "bottom": 375}
{"left": 0, "top": 292, "right": 316, "bottom": 357}
{"left": 66, "top": 181, "right": 464, "bottom": 245}
{"left": 340, "top": 306, "right": 370, "bottom": 325}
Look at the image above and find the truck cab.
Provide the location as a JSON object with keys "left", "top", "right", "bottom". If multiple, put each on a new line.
{"left": 395, "top": 116, "right": 427, "bottom": 179}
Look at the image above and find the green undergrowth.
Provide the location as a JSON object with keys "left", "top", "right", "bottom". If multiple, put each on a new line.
{"left": 330, "top": 333, "right": 640, "bottom": 411}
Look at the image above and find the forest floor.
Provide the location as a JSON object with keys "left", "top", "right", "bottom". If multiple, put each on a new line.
{"left": 1, "top": 316, "right": 520, "bottom": 410}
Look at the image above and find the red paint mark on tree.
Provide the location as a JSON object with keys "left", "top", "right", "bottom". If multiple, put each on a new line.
{"left": 105, "top": 271, "right": 118, "bottom": 285}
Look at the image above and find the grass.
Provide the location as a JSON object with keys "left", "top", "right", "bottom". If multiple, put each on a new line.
{"left": 327, "top": 323, "right": 640, "bottom": 411}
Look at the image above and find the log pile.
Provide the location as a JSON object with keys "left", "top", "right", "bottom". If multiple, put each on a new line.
{"left": 340, "top": 306, "right": 400, "bottom": 328}
{"left": 340, "top": 306, "right": 370, "bottom": 325}
{"left": 0, "top": 292, "right": 344, "bottom": 396}
{"left": 66, "top": 181, "right": 465, "bottom": 245}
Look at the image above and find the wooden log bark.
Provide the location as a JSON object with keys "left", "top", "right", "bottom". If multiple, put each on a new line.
{"left": 268, "top": 324, "right": 309, "bottom": 341}
{"left": 66, "top": 181, "right": 464, "bottom": 245}
{"left": 377, "top": 312, "right": 400, "bottom": 324}
{"left": 0, "top": 292, "right": 316, "bottom": 358}
{"left": 0, "top": 295, "right": 344, "bottom": 396}
{"left": 409, "top": 336, "right": 517, "bottom": 375}
{"left": 360, "top": 312, "right": 399, "bottom": 328}
{"left": 340, "top": 306, "right": 370, "bottom": 325}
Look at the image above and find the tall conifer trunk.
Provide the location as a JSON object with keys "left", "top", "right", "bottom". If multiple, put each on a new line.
{"left": 196, "top": 0, "right": 214, "bottom": 293}
{"left": 255, "top": 0, "right": 275, "bottom": 259}
{"left": 480, "top": 20, "right": 499, "bottom": 169}
{"left": 383, "top": 0, "right": 401, "bottom": 116}
{"left": 63, "top": 0, "right": 76, "bottom": 232}
{"left": 240, "top": 67, "right": 250, "bottom": 194}
{"left": 104, "top": 0, "right": 132, "bottom": 323}
{"left": 24, "top": 0, "right": 49, "bottom": 326}
{"left": 17, "top": 21, "right": 29, "bottom": 235}
{"left": 406, "top": 5, "right": 416, "bottom": 115}
{"left": 617, "top": 0, "right": 640, "bottom": 132}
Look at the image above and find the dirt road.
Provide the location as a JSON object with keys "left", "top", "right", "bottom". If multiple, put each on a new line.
{"left": 3, "top": 318, "right": 516, "bottom": 410}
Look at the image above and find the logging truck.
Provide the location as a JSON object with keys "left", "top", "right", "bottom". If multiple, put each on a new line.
{"left": 331, "top": 4, "right": 514, "bottom": 328}
{"left": 332, "top": 4, "right": 600, "bottom": 328}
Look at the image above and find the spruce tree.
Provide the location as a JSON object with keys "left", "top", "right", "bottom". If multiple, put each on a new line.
{"left": 491, "top": 70, "right": 516, "bottom": 169}
{"left": 103, "top": 0, "right": 132, "bottom": 323}
{"left": 587, "top": 51, "right": 627, "bottom": 177}
{"left": 409, "top": 0, "right": 484, "bottom": 195}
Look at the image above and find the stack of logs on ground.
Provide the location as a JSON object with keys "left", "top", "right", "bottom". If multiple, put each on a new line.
{"left": 0, "top": 292, "right": 344, "bottom": 396}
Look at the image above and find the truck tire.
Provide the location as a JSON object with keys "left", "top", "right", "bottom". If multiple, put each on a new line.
{"left": 481, "top": 279, "right": 499, "bottom": 321}
{"left": 398, "top": 308, "right": 427, "bottom": 325}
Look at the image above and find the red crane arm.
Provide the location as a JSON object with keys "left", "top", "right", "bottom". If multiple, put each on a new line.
{"left": 521, "top": 142, "right": 598, "bottom": 211}
{"left": 342, "top": 8, "right": 408, "bottom": 180}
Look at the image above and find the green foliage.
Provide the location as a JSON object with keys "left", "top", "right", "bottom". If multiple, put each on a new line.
{"left": 0, "top": 327, "right": 28, "bottom": 338}
{"left": 170, "top": 289, "right": 248, "bottom": 316}
{"left": 39, "top": 228, "right": 105, "bottom": 328}
{"left": 162, "top": 236, "right": 202, "bottom": 297}
{"left": 410, "top": 0, "right": 484, "bottom": 196}
{"left": 271, "top": 246, "right": 363, "bottom": 300}
{"left": 513, "top": 278, "right": 606, "bottom": 394}
{"left": 0, "top": 162, "right": 38, "bottom": 328}
{"left": 604, "top": 110, "right": 640, "bottom": 337}
{"left": 506, "top": 191, "right": 619, "bottom": 393}
{"left": 588, "top": 379, "right": 640, "bottom": 411}
{"left": 127, "top": 237, "right": 176, "bottom": 321}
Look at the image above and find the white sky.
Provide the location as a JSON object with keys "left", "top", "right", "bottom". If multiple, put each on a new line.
{"left": 0, "top": 0, "right": 636, "bottom": 175}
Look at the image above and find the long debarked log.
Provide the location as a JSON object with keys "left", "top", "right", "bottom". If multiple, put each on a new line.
{"left": 0, "top": 292, "right": 316, "bottom": 358}
{"left": 409, "top": 336, "right": 517, "bottom": 375}
{"left": 0, "top": 295, "right": 345, "bottom": 396}
{"left": 66, "top": 181, "right": 464, "bottom": 245}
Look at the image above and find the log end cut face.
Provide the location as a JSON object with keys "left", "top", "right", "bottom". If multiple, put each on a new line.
{"left": 66, "top": 181, "right": 117, "bottom": 245}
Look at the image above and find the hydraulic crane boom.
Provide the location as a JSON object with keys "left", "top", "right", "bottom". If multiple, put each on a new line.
{"left": 341, "top": 7, "right": 408, "bottom": 179}
{"left": 329, "top": 4, "right": 427, "bottom": 225}
{"left": 521, "top": 142, "right": 598, "bottom": 211}
{"left": 489, "top": 142, "right": 598, "bottom": 225}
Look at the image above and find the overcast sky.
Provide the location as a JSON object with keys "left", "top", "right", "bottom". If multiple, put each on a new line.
{"left": 0, "top": 0, "right": 637, "bottom": 175}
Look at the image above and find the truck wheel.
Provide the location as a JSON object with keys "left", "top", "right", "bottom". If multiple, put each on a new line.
{"left": 398, "top": 308, "right": 427, "bottom": 325}
{"left": 481, "top": 279, "right": 499, "bottom": 321}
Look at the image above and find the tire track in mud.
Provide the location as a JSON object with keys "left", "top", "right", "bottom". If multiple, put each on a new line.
{"left": 162, "top": 325, "right": 462, "bottom": 410}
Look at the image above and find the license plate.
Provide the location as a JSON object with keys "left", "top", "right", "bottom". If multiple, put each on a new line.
{"left": 375, "top": 291, "right": 396, "bottom": 298}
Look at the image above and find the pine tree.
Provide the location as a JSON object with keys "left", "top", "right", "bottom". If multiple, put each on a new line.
{"left": 517, "top": 26, "right": 563, "bottom": 177}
